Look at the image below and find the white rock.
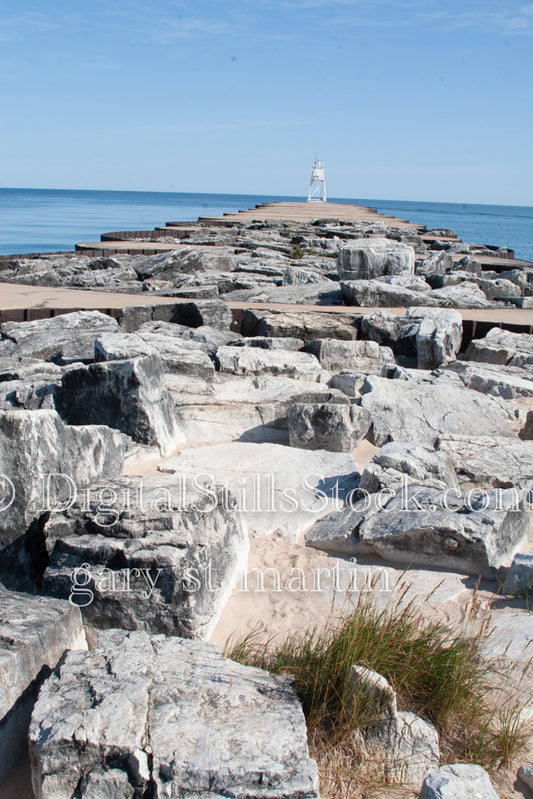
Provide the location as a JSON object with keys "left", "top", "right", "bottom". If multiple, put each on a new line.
{"left": 419, "top": 763, "right": 499, "bottom": 798}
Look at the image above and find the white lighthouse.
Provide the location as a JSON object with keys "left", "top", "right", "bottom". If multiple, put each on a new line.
{"left": 307, "top": 158, "right": 327, "bottom": 203}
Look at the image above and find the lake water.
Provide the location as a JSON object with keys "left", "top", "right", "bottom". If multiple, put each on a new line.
{"left": 1, "top": 188, "right": 532, "bottom": 262}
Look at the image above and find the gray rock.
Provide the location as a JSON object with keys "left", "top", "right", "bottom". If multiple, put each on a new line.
{"left": 406, "top": 307, "right": 463, "bottom": 369}
{"left": 436, "top": 435, "right": 533, "bottom": 490}
{"left": 305, "top": 502, "right": 370, "bottom": 555}
{"left": 41, "top": 475, "right": 247, "bottom": 639}
{"left": 464, "top": 327, "right": 533, "bottom": 367}
{"left": 472, "top": 276, "right": 522, "bottom": 300}
{"left": 0, "top": 365, "right": 62, "bottom": 410}
{"left": 499, "top": 268, "right": 533, "bottom": 295}
{"left": 128, "top": 331, "right": 216, "bottom": 377}
{"left": 59, "top": 355, "right": 179, "bottom": 455}
{"left": 0, "top": 409, "right": 124, "bottom": 548}
{"left": 329, "top": 370, "right": 368, "bottom": 398}
{"left": 359, "top": 307, "right": 462, "bottom": 368}
{"left": 456, "top": 255, "right": 482, "bottom": 273}
{"left": 137, "top": 319, "right": 238, "bottom": 354}
{"left": 349, "top": 665, "right": 439, "bottom": 787}
{"left": 241, "top": 308, "right": 358, "bottom": 341}
{"left": 163, "top": 298, "right": 233, "bottom": 330}
{"left": 338, "top": 238, "right": 415, "bottom": 279}
{"left": 283, "top": 265, "right": 332, "bottom": 284}
{"left": 429, "top": 282, "right": 493, "bottom": 308}
{"left": 0, "top": 311, "right": 119, "bottom": 363}
{"left": 360, "top": 310, "right": 404, "bottom": 347}
{"left": 79, "top": 768, "right": 134, "bottom": 799}
{"left": 359, "top": 486, "right": 529, "bottom": 575}
{"left": 360, "top": 375, "right": 517, "bottom": 446}
{"left": 94, "top": 331, "right": 156, "bottom": 361}
{"left": 518, "top": 763, "right": 533, "bottom": 791}
{"left": 341, "top": 279, "right": 438, "bottom": 308}
{"left": 504, "top": 553, "right": 533, "bottom": 597}
{"left": 167, "top": 372, "right": 349, "bottom": 445}
{"left": 221, "top": 281, "right": 342, "bottom": 305}
{"left": 217, "top": 345, "right": 324, "bottom": 381}
{"left": 419, "top": 763, "right": 499, "bottom": 798}
{"left": 360, "top": 441, "right": 458, "bottom": 494}
{"left": 307, "top": 338, "right": 394, "bottom": 373}
{"left": 416, "top": 251, "right": 453, "bottom": 276}
{"left": 287, "top": 402, "right": 371, "bottom": 452}
{"left": 520, "top": 410, "right": 533, "bottom": 440}
{"left": 132, "top": 247, "right": 235, "bottom": 280}
{"left": 226, "top": 335, "right": 305, "bottom": 351}
{"left": 29, "top": 630, "right": 319, "bottom": 799}
{"left": 447, "top": 360, "right": 533, "bottom": 399}
{"left": 121, "top": 300, "right": 232, "bottom": 333}
{"left": 0, "top": 586, "right": 86, "bottom": 783}
{"left": 163, "top": 441, "right": 358, "bottom": 540}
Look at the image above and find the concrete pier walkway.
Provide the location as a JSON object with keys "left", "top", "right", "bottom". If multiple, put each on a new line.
{"left": 1, "top": 201, "right": 532, "bottom": 334}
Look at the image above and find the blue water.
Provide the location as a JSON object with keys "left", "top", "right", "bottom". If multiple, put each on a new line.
{"left": 1, "top": 188, "right": 532, "bottom": 262}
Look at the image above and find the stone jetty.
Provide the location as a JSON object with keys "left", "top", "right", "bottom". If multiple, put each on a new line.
{"left": 0, "top": 200, "right": 532, "bottom": 798}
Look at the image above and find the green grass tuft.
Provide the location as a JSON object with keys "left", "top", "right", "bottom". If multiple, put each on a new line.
{"left": 225, "top": 590, "right": 529, "bottom": 772}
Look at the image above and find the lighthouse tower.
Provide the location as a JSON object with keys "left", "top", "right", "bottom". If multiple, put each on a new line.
{"left": 307, "top": 158, "right": 327, "bottom": 203}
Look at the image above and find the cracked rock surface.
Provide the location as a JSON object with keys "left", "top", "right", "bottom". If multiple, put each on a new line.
{"left": 29, "top": 629, "right": 320, "bottom": 799}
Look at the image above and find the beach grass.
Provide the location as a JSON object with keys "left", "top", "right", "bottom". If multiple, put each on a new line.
{"left": 225, "top": 588, "right": 530, "bottom": 792}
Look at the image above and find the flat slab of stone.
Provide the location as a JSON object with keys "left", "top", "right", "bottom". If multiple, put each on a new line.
{"left": 161, "top": 441, "right": 358, "bottom": 540}
{"left": 360, "top": 374, "right": 518, "bottom": 446}
{"left": 0, "top": 586, "right": 86, "bottom": 783}
{"left": 29, "top": 629, "right": 320, "bottom": 799}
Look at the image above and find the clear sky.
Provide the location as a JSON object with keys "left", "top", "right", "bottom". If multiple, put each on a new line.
{"left": 1, "top": 0, "right": 532, "bottom": 204}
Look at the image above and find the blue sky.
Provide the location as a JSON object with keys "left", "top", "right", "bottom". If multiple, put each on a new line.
{"left": 1, "top": 0, "right": 532, "bottom": 203}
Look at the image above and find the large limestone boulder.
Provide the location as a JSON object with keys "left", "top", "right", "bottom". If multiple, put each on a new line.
{"left": 0, "top": 310, "right": 119, "bottom": 363}
{"left": 429, "top": 282, "right": 494, "bottom": 308}
{"left": 121, "top": 300, "right": 233, "bottom": 333}
{"left": 503, "top": 553, "right": 533, "bottom": 596}
{"left": 338, "top": 238, "right": 415, "bottom": 279}
{"left": 358, "top": 486, "right": 529, "bottom": 575}
{"left": 464, "top": 327, "right": 533, "bottom": 367}
{"left": 360, "top": 375, "right": 517, "bottom": 447}
{"left": 436, "top": 434, "right": 533, "bottom": 490}
{"left": 447, "top": 360, "right": 533, "bottom": 399}
{"left": 405, "top": 307, "right": 462, "bottom": 369}
{"left": 167, "top": 373, "right": 350, "bottom": 445}
{"left": 0, "top": 362, "right": 63, "bottom": 410}
{"left": 132, "top": 247, "right": 235, "bottom": 280}
{"left": 29, "top": 630, "right": 320, "bottom": 799}
{"left": 96, "top": 330, "right": 215, "bottom": 378}
{"left": 360, "top": 441, "right": 458, "bottom": 494}
{"left": 58, "top": 355, "right": 180, "bottom": 455}
{"left": 137, "top": 319, "right": 238, "bottom": 354}
{"left": 0, "top": 409, "right": 124, "bottom": 548}
{"left": 419, "top": 763, "right": 499, "bottom": 798}
{"left": 416, "top": 250, "right": 453, "bottom": 276}
{"left": 359, "top": 307, "right": 462, "bottom": 368}
{"left": 226, "top": 335, "right": 305, "bottom": 351}
{"left": 241, "top": 308, "right": 358, "bottom": 342}
{"left": 41, "top": 475, "right": 248, "bottom": 639}
{"left": 306, "top": 338, "right": 394, "bottom": 373}
{"left": 217, "top": 345, "right": 324, "bottom": 381}
{"left": 0, "top": 586, "right": 86, "bottom": 783}
{"left": 341, "top": 278, "right": 437, "bottom": 308}
{"left": 287, "top": 402, "right": 371, "bottom": 452}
